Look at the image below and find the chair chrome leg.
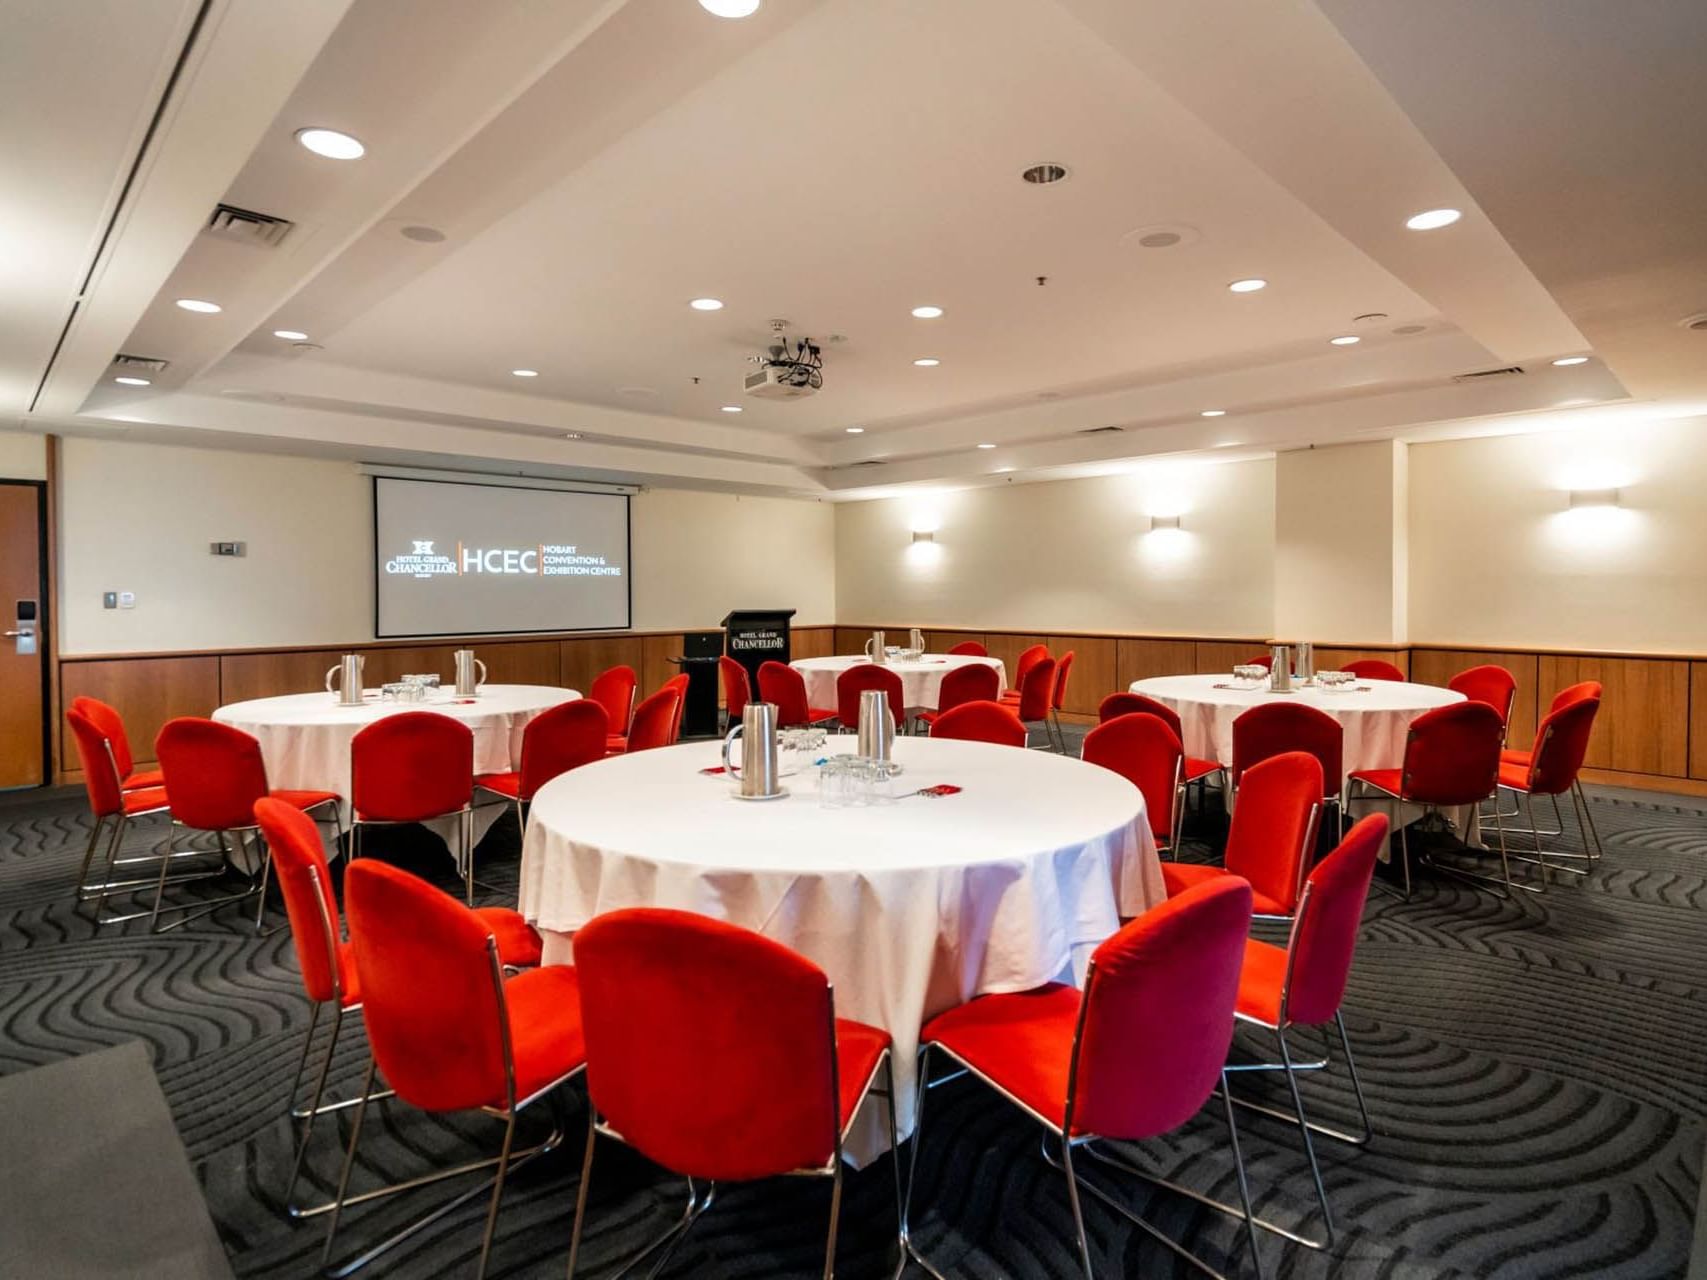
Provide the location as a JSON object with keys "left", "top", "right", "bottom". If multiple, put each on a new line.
{"left": 900, "top": 1044, "right": 954, "bottom": 1280}
{"left": 881, "top": 1057, "right": 906, "bottom": 1280}
{"left": 1276, "top": 1028, "right": 1334, "bottom": 1248}
{"left": 1220, "top": 1071, "right": 1266, "bottom": 1280}
{"left": 246, "top": 830, "right": 274, "bottom": 934}
{"left": 146, "top": 820, "right": 178, "bottom": 932}
{"left": 566, "top": 1108, "right": 598, "bottom": 1278}
{"left": 821, "top": 1154, "right": 844, "bottom": 1280}
{"left": 322, "top": 1056, "right": 378, "bottom": 1267}
{"left": 74, "top": 815, "right": 108, "bottom": 898}
{"left": 1398, "top": 820, "right": 1411, "bottom": 899}
{"left": 1576, "top": 780, "right": 1604, "bottom": 860}
{"left": 1058, "top": 1137, "right": 1096, "bottom": 1280}
{"left": 463, "top": 809, "right": 475, "bottom": 907}
{"left": 286, "top": 1004, "right": 341, "bottom": 1216}
{"left": 286, "top": 1001, "right": 324, "bottom": 1124}
{"left": 475, "top": 1112, "right": 518, "bottom": 1280}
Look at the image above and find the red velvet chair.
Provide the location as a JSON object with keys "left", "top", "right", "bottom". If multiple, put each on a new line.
{"left": 153, "top": 717, "right": 341, "bottom": 934}
{"left": 719, "top": 655, "right": 752, "bottom": 728}
{"left": 1347, "top": 701, "right": 1515, "bottom": 897}
{"left": 1339, "top": 658, "right": 1405, "bottom": 682}
{"left": 1447, "top": 664, "right": 1517, "bottom": 729}
{"left": 1224, "top": 813, "right": 1387, "bottom": 1251}
{"left": 253, "top": 798, "right": 543, "bottom": 1219}
{"left": 661, "top": 673, "right": 691, "bottom": 742}
{"left": 1082, "top": 712, "right": 1184, "bottom": 855}
{"left": 323, "top": 860, "right": 583, "bottom": 1280}
{"left": 567, "top": 909, "right": 900, "bottom": 1279}
{"left": 473, "top": 699, "right": 607, "bottom": 835}
{"left": 65, "top": 704, "right": 177, "bottom": 923}
{"left": 1163, "top": 751, "right": 1323, "bottom": 920}
{"left": 928, "top": 700, "right": 1027, "bottom": 747}
{"left": 999, "top": 655, "right": 1058, "bottom": 750}
{"left": 623, "top": 685, "right": 680, "bottom": 752}
{"left": 916, "top": 662, "right": 1000, "bottom": 729}
{"left": 1499, "top": 679, "right": 1602, "bottom": 831}
{"left": 69, "top": 695, "right": 163, "bottom": 791}
{"left": 1245, "top": 654, "right": 1274, "bottom": 670}
{"left": 1100, "top": 692, "right": 1225, "bottom": 794}
{"left": 947, "top": 640, "right": 987, "bottom": 657}
{"left": 1497, "top": 693, "right": 1603, "bottom": 878}
{"left": 1002, "top": 643, "right": 1050, "bottom": 698}
{"left": 350, "top": 711, "right": 476, "bottom": 902}
{"left": 1232, "top": 701, "right": 1344, "bottom": 833}
{"left": 907, "top": 879, "right": 1260, "bottom": 1280}
{"left": 1045, "top": 649, "right": 1077, "bottom": 751}
{"left": 836, "top": 662, "right": 906, "bottom": 729}
{"left": 758, "top": 660, "right": 837, "bottom": 728}
{"left": 588, "top": 665, "right": 638, "bottom": 747}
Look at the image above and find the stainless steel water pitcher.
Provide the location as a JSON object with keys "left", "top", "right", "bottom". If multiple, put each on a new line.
{"left": 864, "top": 629, "right": 887, "bottom": 664}
{"left": 909, "top": 627, "right": 925, "bottom": 653}
{"left": 325, "top": 653, "right": 366, "bottom": 706}
{"left": 722, "top": 701, "right": 782, "bottom": 798}
{"left": 857, "top": 688, "right": 895, "bottom": 765}
{"left": 1269, "top": 643, "right": 1292, "bottom": 692}
{"left": 1295, "top": 640, "right": 1315, "bottom": 683}
{"left": 454, "top": 649, "right": 486, "bottom": 696}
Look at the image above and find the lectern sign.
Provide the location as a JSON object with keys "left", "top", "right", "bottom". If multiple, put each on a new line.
{"left": 722, "top": 608, "right": 797, "bottom": 692}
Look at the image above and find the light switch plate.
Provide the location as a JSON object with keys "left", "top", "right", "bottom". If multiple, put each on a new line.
{"left": 118, "top": 591, "right": 136, "bottom": 609}
{"left": 102, "top": 591, "right": 117, "bottom": 609}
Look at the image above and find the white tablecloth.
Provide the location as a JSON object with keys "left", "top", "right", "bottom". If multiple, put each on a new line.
{"left": 790, "top": 654, "right": 1007, "bottom": 713}
{"left": 213, "top": 685, "right": 580, "bottom": 831}
{"left": 518, "top": 733, "right": 1159, "bottom": 1159}
{"left": 1127, "top": 674, "right": 1464, "bottom": 786}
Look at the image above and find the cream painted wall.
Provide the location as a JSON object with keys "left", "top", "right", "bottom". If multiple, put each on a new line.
{"left": 834, "top": 460, "right": 1275, "bottom": 636}
{"left": 1274, "top": 441, "right": 1407, "bottom": 643}
{"left": 57, "top": 438, "right": 835, "bottom": 655}
{"left": 0, "top": 430, "right": 47, "bottom": 481}
{"left": 1407, "top": 416, "right": 1707, "bottom": 653}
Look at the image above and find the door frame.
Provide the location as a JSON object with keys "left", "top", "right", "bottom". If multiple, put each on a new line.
{"left": 1, "top": 479, "right": 51, "bottom": 789}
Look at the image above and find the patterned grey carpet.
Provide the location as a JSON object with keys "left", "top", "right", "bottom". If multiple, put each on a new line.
{"left": 1, "top": 745, "right": 1703, "bottom": 1279}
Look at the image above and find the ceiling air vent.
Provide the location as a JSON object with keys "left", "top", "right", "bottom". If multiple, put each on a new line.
{"left": 113, "top": 353, "right": 169, "bottom": 374}
{"left": 205, "top": 203, "right": 295, "bottom": 248}
{"left": 1078, "top": 424, "right": 1126, "bottom": 435}
{"left": 1451, "top": 365, "right": 1525, "bottom": 383}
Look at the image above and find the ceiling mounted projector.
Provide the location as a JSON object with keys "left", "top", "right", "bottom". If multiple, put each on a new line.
{"left": 744, "top": 323, "right": 823, "bottom": 400}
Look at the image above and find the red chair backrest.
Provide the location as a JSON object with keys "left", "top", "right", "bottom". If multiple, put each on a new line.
{"left": 1550, "top": 680, "right": 1601, "bottom": 713}
{"left": 1012, "top": 644, "right": 1050, "bottom": 687}
{"left": 350, "top": 711, "right": 473, "bottom": 822}
{"left": 156, "top": 718, "right": 271, "bottom": 830}
{"left": 1224, "top": 751, "right": 1322, "bottom": 914}
{"left": 757, "top": 661, "right": 812, "bottom": 727}
{"left": 928, "top": 701, "right": 1027, "bottom": 747}
{"left": 1082, "top": 713, "right": 1181, "bottom": 843}
{"left": 1231, "top": 702, "right": 1342, "bottom": 788}
{"left": 1051, "top": 650, "right": 1075, "bottom": 713}
{"left": 947, "top": 641, "right": 987, "bottom": 657}
{"left": 1447, "top": 664, "right": 1517, "bottom": 727}
{"left": 1097, "top": 692, "right": 1182, "bottom": 738}
{"left": 1014, "top": 656, "right": 1057, "bottom": 721}
{"left": 1281, "top": 814, "right": 1386, "bottom": 1026}
{"left": 1069, "top": 878, "right": 1253, "bottom": 1139}
{"left": 1246, "top": 654, "right": 1274, "bottom": 670}
{"left": 254, "top": 797, "right": 343, "bottom": 1004}
{"left": 719, "top": 656, "right": 751, "bottom": 722}
{"left": 574, "top": 907, "right": 842, "bottom": 1181}
{"left": 588, "top": 666, "right": 638, "bottom": 736}
{"left": 626, "top": 687, "right": 679, "bottom": 752}
{"left": 1397, "top": 701, "right": 1503, "bottom": 806}
{"left": 1341, "top": 659, "right": 1405, "bottom": 682}
{"left": 71, "top": 696, "right": 137, "bottom": 780}
{"left": 517, "top": 699, "right": 608, "bottom": 800}
{"left": 65, "top": 705, "right": 127, "bottom": 819}
{"left": 935, "top": 662, "right": 1000, "bottom": 713}
{"left": 836, "top": 664, "right": 905, "bottom": 727}
{"left": 344, "top": 860, "right": 511, "bottom": 1113}
{"left": 661, "top": 674, "right": 690, "bottom": 742}
{"left": 1524, "top": 695, "right": 1600, "bottom": 796}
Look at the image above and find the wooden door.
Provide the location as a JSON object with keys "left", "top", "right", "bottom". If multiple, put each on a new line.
{"left": 0, "top": 483, "right": 47, "bottom": 788}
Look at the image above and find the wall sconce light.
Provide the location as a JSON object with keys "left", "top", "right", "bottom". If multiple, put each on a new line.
{"left": 1568, "top": 488, "right": 1620, "bottom": 509}
{"left": 911, "top": 530, "right": 936, "bottom": 543}
{"left": 1148, "top": 515, "right": 1181, "bottom": 531}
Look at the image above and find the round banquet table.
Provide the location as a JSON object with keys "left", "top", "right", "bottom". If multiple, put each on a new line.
{"left": 213, "top": 684, "right": 580, "bottom": 830}
{"left": 517, "top": 733, "right": 1160, "bottom": 1161}
{"left": 789, "top": 653, "right": 1007, "bottom": 713}
{"left": 1127, "top": 674, "right": 1464, "bottom": 785}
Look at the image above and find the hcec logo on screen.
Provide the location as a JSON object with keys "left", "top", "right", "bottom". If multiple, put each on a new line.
{"left": 383, "top": 540, "right": 622, "bottom": 580}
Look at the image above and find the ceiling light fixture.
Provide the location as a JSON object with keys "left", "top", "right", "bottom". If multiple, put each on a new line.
{"left": 721, "top": 405, "right": 743, "bottom": 413}
{"left": 1405, "top": 208, "right": 1462, "bottom": 231}
{"left": 114, "top": 376, "right": 151, "bottom": 386}
{"left": 272, "top": 329, "right": 308, "bottom": 341}
{"left": 1569, "top": 488, "right": 1620, "bottom": 509}
{"left": 511, "top": 369, "right": 539, "bottom": 377}
{"left": 976, "top": 443, "right": 996, "bottom": 450}
{"left": 1200, "top": 409, "right": 1226, "bottom": 418}
{"left": 1149, "top": 515, "right": 1182, "bottom": 531}
{"left": 295, "top": 127, "right": 366, "bottom": 160}
{"left": 175, "top": 298, "right": 221, "bottom": 313}
{"left": 845, "top": 426, "right": 865, "bottom": 434}
{"left": 911, "top": 305, "right": 943, "bottom": 319}
{"left": 563, "top": 432, "right": 584, "bottom": 440}
{"left": 1021, "top": 163, "right": 1070, "bottom": 185}
{"left": 689, "top": 297, "right": 724, "bottom": 311}
{"left": 1329, "top": 335, "right": 1361, "bottom": 346}
{"left": 1551, "top": 356, "right": 1590, "bottom": 366}
{"left": 698, "top": 0, "right": 761, "bottom": 16}
{"left": 1227, "top": 278, "right": 1267, "bottom": 293}
{"left": 913, "top": 357, "right": 940, "bottom": 367}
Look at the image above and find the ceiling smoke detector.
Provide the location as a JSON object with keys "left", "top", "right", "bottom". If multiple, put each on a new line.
{"left": 1021, "top": 162, "right": 1070, "bottom": 185}
{"left": 400, "top": 225, "right": 446, "bottom": 243}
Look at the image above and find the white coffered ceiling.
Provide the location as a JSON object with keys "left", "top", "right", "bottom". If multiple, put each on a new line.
{"left": 9, "top": 0, "right": 1704, "bottom": 497}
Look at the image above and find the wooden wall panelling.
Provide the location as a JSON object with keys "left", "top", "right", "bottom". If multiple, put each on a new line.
{"left": 1050, "top": 635, "right": 1115, "bottom": 716}
{"left": 1693, "top": 663, "right": 1707, "bottom": 781}
{"left": 834, "top": 627, "right": 871, "bottom": 655}
{"left": 1195, "top": 641, "right": 1265, "bottom": 675}
{"left": 60, "top": 656, "right": 220, "bottom": 770}
{"left": 926, "top": 629, "right": 986, "bottom": 656}
{"left": 220, "top": 650, "right": 344, "bottom": 705}
{"left": 640, "top": 633, "right": 686, "bottom": 694}
{"left": 982, "top": 633, "right": 1051, "bottom": 694}
{"left": 361, "top": 646, "right": 460, "bottom": 686}
{"left": 559, "top": 635, "right": 643, "bottom": 696}
{"left": 1117, "top": 638, "right": 1198, "bottom": 689}
{"left": 1315, "top": 647, "right": 1410, "bottom": 679}
{"left": 1537, "top": 654, "right": 1689, "bottom": 776}
{"left": 1409, "top": 649, "right": 1540, "bottom": 750}
{"left": 790, "top": 627, "right": 835, "bottom": 660}
{"left": 475, "top": 640, "right": 561, "bottom": 687}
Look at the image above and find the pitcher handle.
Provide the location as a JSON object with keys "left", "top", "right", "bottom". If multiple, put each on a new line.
{"left": 325, "top": 664, "right": 340, "bottom": 696}
{"left": 722, "top": 724, "right": 743, "bottom": 776}
{"left": 474, "top": 658, "right": 488, "bottom": 690}
{"left": 863, "top": 637, "right": 874, "bottom": 659}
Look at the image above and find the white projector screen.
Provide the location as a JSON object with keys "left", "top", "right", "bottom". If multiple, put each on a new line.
{"left": 373, "top": 476, "right": 631, "bottom": 637}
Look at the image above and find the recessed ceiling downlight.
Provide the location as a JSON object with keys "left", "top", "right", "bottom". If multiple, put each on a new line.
{"left": 976, "top": 443, "right": 996, "bottom": 450}
{"left": 1227, "top": 278, "right": 1267, "bottom": 293}
{"left": 272, "top": 329, "right": 308, "bottom": 341}
{"left": 721, "top": 405, "right": 743, "bottom": 413}
{"left": 114, "top": 376, "right": 151, "bottom": 386}
{"left": 1200, "top": 409, "right": 1226, "bottom": 417}
{"left": 698, "top": 0, "right": 760, "bottom": 16}
{"left": 295, "top": 128, "right": 366, "bottom": 160}
{"left": 911, "top": 305, "right": 944, "bottom": 319}
{"left": 912, "top": 358, "right": 940, "bottom": 367}
{"left": 563, "top": 432, "right": 584, "bottom": 440}
{"left": 175, "top": 298, "right": 221, "bottom": 313}
{"left": 689, "top": 297, "right": 724, "bottom": 311}
{"left": 1405, "top": 208, "right": 1461, "bottom": 231}
{"left": 1551, "top": 356, "right": 1589, "bottom": 366}
{"left": 512, "top": 369, "right": 539, "bottom": 377}
{"left": 845, "top": 426, "right": 865, "bottom": 434}
{"left": 1021, "top": 163, "right": 1069, "bottom": 185}
{"left": 1329, "top": 335, "right": 1361, "bottom": 345}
